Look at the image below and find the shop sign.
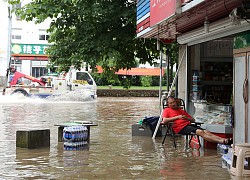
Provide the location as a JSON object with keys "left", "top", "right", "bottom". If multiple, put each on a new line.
{"left": 204, "top": 40, "right": 233, "bottom": 57}
{"left": 11, "top": 44, "right": 49, "bottom": 56}
{"left": 136, "top": 17, "right": 150, "bottom": 34}
{"left": 234, "top": 31, "right": 250, "bottom": 49}
{"left": 136, "top": 0, "right": 150, "bottom": 36}
{"left": 150, "top": 0, "right": 177, "bottom": 27}
{"left": 137, "top": 0, "right": 150, "bottom": 21}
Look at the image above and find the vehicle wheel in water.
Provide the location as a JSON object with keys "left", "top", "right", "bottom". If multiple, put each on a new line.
{"left": 11, "top": 89, "right": 29, "bottom": 97}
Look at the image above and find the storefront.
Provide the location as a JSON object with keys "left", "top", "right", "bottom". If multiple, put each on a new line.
{"left": 176, "top": 13, "right": 250, "bottom": 144}
{"left": 233, "top": 32, "right": 250, "bottom": 143}
{"left": 137, "top": 0, "right": 250, "bottom": 144}
{"left": 177, "top": 38, "right": 234, "bottom": 147}
{"left": 11, "top": 43, "right": 49, "bottom": 77}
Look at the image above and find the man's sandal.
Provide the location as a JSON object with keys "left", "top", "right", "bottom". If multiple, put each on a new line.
{"left": 223, "top": 138, "right": 233, "bottom": 145}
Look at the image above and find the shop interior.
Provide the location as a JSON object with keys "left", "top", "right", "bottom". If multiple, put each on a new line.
{"left": 187, "top": 37, "right": 234, "bottom": 127}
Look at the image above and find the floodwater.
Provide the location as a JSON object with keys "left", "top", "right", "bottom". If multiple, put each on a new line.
{"left": 0, "top": 95, "right": 236, "bottom": 179}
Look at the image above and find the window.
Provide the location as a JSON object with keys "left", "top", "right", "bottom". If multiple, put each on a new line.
{"left": 39, "top": 29, "right": 50, "bottom": 41}
{"left": 76, "top": 72, "right": 93, "bottom": 85}
{"left": 12, "top": 28, "right": 22, "bottom": 30}
{"left": 10, "top": 60, "right": 22, "bottom": 73}
{"left": 12, "top": 3, "right": 21, "bottom": 20}
{"left": 32, "top": 67, "right": 48, "bottom": 77}
{"left": 39, "top": 35, "right": 50, "bottom": 40}
{"left": 11, "top": 59, "right": 22, "bottom": 65}
{"left": 12, "top": 3, "right": 21, "bottom": 9}
{"left": 12, "top": 35, "right": 21, "bottom": 40}
{"left": 12, "top": 28, "right": 22, "bottom": 40}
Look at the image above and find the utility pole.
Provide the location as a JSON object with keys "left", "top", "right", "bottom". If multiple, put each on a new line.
{"left": 157, "top": 39, "right": 163, "bottom": 112}
{"left": 2, "top": 4, "right": 12, "bottom": 95}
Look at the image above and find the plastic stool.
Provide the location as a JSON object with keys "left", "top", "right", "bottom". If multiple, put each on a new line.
{"left": 231, "top": 143, "right": 250, "bottom": 176}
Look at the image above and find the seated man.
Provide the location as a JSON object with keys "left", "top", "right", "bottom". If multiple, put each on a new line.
{"left": 162, "top": 96, "right": 233, "bottom": 145}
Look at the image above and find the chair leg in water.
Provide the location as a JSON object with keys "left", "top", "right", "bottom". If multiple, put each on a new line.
{"left": 162, "top": 124, "right": 177, "bottom": 148}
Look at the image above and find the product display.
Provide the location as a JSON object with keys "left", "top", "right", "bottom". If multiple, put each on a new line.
{"left": 193, "top": 103, "right": 231, "bottom": 125}
{"left": 200, "top": 61, "right": 233, "bottom": 104}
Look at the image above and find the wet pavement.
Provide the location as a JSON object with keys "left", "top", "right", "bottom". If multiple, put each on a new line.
{"left": 0, "top": 95, "right": 236, "bottom": 179}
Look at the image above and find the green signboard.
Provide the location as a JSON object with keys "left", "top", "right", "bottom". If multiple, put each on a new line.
{"left": 234, "top": 31, "right": 250, "bottom": 49}
{"left": 11, "top": 43, "right": 49, "bottom": 55}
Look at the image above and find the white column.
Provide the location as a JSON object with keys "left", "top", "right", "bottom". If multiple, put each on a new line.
{"left": 0, "top": 2, "right": 9, "bottom": 77}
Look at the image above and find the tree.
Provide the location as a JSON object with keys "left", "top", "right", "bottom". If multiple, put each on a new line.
{"left": 140, "top": 76, "right": 152, "bottom": 87}
{"left": 8, "top": 0, "right": 178, "bottom": 77}
{"left": 167, "top": 43, "right": 179, "bottom": 87}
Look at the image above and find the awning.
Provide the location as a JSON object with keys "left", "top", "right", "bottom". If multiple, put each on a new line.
{"left": 136, "top": 0, "right": 242, "bottom": 40}
{"left": 96, "top": 66, "right": 164, "bottom": 76}
{"left": 177, "top": 17, "right": 250, "bottom": 46}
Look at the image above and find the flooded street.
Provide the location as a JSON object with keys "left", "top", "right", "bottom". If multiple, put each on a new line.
{"left": 0, "top": 95, "right": 232, "bottom": 179}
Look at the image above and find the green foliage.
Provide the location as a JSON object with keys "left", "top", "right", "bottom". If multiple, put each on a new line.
{"left": 140, "top": 76, "right": 152, "bottom": 87}
{"left": 98, "top": 85, "right": 160, "bottom": 90}
{"left": 122, "top": 77, "right": 131, "bottom": 89}
{"left": 91, "top": 73, "right": 108, "bottom": 86}
{"left": 167, "top": 43, "right": 179, "bottom": 67}
{"left": 92, "top": 73, "right": 165, "bottom": 87}
{"left": 130, "top": 75, "right": 141, "bottom": 86}
{"left": 91, "top": 73, "right": 120, "bottom": 86}
{"left": 8, "top": 0, "right": 179, "bottom": 80}
{"left": 151, "top": 76, "right": 160, "bottom": 86}
{"left": 8, "top": 0, "right": 159, "bottom": 72}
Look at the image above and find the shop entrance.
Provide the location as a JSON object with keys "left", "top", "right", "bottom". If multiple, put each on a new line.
{"left": 188, "top": 37, "right": 234, "bottom": 105}
{"left": 186, "top": 37, "right": 234, "bottom": 143}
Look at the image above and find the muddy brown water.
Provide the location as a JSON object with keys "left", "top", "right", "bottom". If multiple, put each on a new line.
{"left": 0, "top": 95, "right": 235, "bottom": 179}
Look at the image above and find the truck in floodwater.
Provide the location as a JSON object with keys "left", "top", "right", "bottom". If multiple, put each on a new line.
{"left": 4, "top": 67, "right": 97, "bottom": 99}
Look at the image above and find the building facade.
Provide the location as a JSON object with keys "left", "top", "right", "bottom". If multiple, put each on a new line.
{"left": 137, "top": 0, "right": 250, "bottom": 144}
{"left": 0, "top": 0, "right": 51, "bottom": 89}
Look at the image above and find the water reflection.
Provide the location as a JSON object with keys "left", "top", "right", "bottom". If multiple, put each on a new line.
{"left": 0, "top": 95, "right": 235, "bottom": 179}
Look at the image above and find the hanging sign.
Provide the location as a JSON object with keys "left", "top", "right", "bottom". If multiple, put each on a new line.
{"left": 150, "top": 0, "right": 179, "bottom": 27}
{"left": 11, "top": 44, "right": 49, "bottom": 56}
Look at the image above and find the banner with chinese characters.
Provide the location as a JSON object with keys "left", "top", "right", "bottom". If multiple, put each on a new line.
{"left": 11, "top": 44, "right": 49, "bottom": 56}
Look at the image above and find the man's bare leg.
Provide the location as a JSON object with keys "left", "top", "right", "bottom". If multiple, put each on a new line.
{"left": 196, "top": 129, "right": 226, "bottom": 144}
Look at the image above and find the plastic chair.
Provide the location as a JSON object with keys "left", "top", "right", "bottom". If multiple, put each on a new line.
{"left": 161, "top": 97, "right": 202, "bottom": 148}
{"left": 231, "top": 143, "right": 250, "bottom": 177}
